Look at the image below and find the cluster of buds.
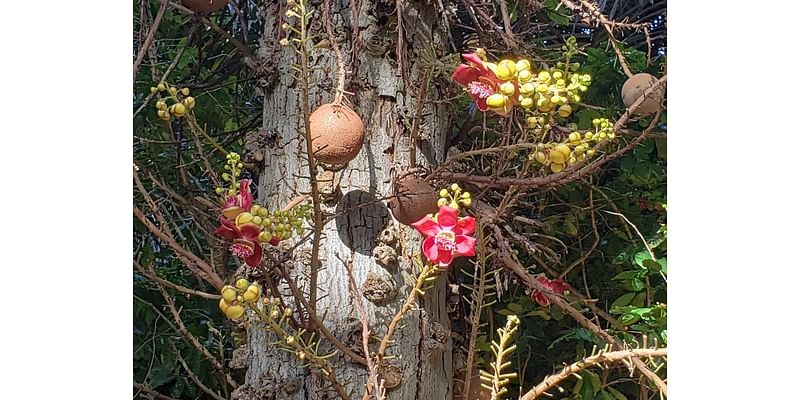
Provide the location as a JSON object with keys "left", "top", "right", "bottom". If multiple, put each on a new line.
{"left": 528, "top": 118, "right": 616, "bottom": 173}
{"left": 412, "top": 184, "right": 477, "bottom": 268}
{"left": 214, "top": 152, "right": 312, "bottom": 266}
{"left": 437, "top": 183, "right": 472, "bottom": 209}
{"left": 151, "top": 82, "right": 195, "bottom": 121}
{"left": 219, "top": 278, "right": 262, "bottom": 320}
{"left": 452, "top": 49, "right": 591, "bottom": 117}
{"left": 278, "top": 0, "right": 308, "bottom": 47}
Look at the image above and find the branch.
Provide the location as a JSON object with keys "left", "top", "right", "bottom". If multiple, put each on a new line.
{"left": 134, "top": 0, "right": 168, "bottom": 81}
{"left": 520, "top": 348, "right": 667, "bottom": 400}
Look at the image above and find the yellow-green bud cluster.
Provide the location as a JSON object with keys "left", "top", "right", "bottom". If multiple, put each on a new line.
{"left": 528, "top": 118, "right": 616, "bottom": 173}
{"left": 216, "top": 153, "right": 244, "bottom": 197}
{"left": 241, "top": 203, "right": 312, "bottom": 242}
{"left": 219, "top": 278, "right": 262, "bottom": 321}
{"left": 437, "top": 183, "right": 472, "bottom": 209}
{"left": 151, "top": 82, "right": 195, "bottom": 121}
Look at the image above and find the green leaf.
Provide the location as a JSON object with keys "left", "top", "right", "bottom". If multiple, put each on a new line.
{"left": 633, "top": 250, "right": 652, "bottom": 268}
{"left": 547, "top": 10, "right": 571, "bottom": 25}
{"left": 611, "top": 292, "right": 637, "bottom": 309}
{"left": 620, "top": 313, "right": 641, "bottom": 326}
{"left": 606, "top": 386, "right": 628, "bottom": 400}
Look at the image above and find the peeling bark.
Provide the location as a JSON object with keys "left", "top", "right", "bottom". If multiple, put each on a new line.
{"left": 237, "top": 0, "right": 454, "bottom": 399}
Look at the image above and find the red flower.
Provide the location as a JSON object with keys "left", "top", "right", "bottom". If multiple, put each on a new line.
{"left": 215, "top": 217, "right": 263, "bottom": 267}
{"left": 531, "top": 275, "right": 568, "bottom": 307}
{"left": 452, "top": 53, "right": 501, "bottom": 112}
{"left": 412, "top": 206, "right": 477, "bottom": 267}
{"left": 222, "top": 179, "right": 254, "bottom": 220}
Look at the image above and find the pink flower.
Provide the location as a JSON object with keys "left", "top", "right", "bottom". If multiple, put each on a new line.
{"left": 221, "top": 179, "right": 254, "bottom": 220}
{"left": 412, "top": 206, "right": 477, "bottom": 267}
{"left": 452, "top": 53, "right": 501, "bottom": 112}
{"left": 214, "top": 217, "right": 263, "bottom": 267}
{"left": 531, "top": 276, "right": 568, "bottom": 307}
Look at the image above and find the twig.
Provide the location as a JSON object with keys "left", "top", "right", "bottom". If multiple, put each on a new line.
{"left": 134, "top": 0, "right": 168, "bottom": 81}
{"left": 461, "top": 219, "right": 491, "bottom": 398}
{"left": 134, "top": 382, "right": 180, "bottom": 400}
{"left": 376, "top": 264, "right": 437, "bottom": 362}
{"left": 134, "top": 260, "right": 221, "bottom": 300}
{"left": 170, "top": 342, "right": 227, "bottom": 400}
{"left": 520, "top": 348, "right": 667, "bottom": 400}
{"left": 497, "top": 0, "right": 516, "bottom": 47}
{"left": 339, "top": 254, "right": 385, "bottom": 400}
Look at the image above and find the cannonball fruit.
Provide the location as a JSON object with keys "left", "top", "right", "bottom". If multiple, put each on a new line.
{"left": 388, "top": 176, "right": 439, "bottom": 225}
{"left": 621, "top": 73, "right": 664, "bottom": 116}
{"left": 182, "top": 0, "right": 229, "bottom": 13}
{"left": 309, "top": 103, "right": 365, "bottom": 165}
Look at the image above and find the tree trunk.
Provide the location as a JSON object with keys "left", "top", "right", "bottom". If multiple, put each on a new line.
{"left": 235, "top": 1, "right": 453, "bottom": 399}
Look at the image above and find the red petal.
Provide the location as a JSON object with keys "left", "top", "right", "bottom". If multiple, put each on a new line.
{"left": 456, "top": 216, "right": 476, "bottom": 235}
{"left": 436, "top": 206, "right": 459, "bottom": 229}
{"left": 269, "top": 237, "right": 280, "bottom": 246}
{"left": 549, "top": 279, "right": 568, "bottom": 294}
{"left": 422, "top": 237, "right": 438, "bottom": 262}
{"left": 475, "top": 97, "right": 489, "bottom": 111}
{"left": 437, "top": 249, "right": 454, "bottom": 267}
{"left": 215, "top": 217, "right": 241, "bottom": 240}
{"left": 453, "top": 64, "right": 480, "bottom": 86}
{"left": 239, "top": 179, "right": 253, "bottom": 211}
{"left": 238, "top": 223, "right": 262, "bottom": 240}
{"left": 462, "top": 53, "right": 484, "bottom": 66}
{"left": 533, "top": 291, "right": 550, "bottom": 307}
{"left": 455, "top": 235, "right": 477, "bottom": 257}
{"left": 245, "top": 243, "right": 263, "bottom": 267}
{"left": 412, "top": 216, "right": 441, "bottom": 237}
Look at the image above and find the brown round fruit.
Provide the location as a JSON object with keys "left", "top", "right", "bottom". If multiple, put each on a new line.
{"left": 182, "top": 0, "right": 229, "bottom": 13}
{"left": 621, "top": 73, "right": 664, "bottom": 115}
{"left": 309, "top": 103, "right": 365, "bottom": 165}
{"left": 388, "top": 176, "right": 439, "bottom": 225}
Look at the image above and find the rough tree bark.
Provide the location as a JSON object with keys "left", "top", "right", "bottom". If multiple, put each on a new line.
{"left": 234, "top": 0, "right": 454, "bottom": 399}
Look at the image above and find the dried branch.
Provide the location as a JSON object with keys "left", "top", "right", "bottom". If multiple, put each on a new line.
{"left": 323, "top": 0, "right": 347, "bottom": 104}
{"left": 461, "top": 219, "right": 492, "bottom": 398}
{"left": 520, "top": 348, "right": 667, "bottom": 400}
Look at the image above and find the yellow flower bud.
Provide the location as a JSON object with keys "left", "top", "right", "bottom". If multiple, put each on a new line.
{"left": 172, "top": 102, "right": 187, "bottom": 117}
{"left": 558, "top": 104, "right": 573, "bottom": 118}
{"left": 486, "top": 93, "right": 507, "bottom": 109}
{"left": 495, "top": 59, "right": 516, "bottom": 80}
{"left": 527, "top": 117, "right": 538, "bottom": 128}
{"left": 225, "top": 304, "right": 245, "bottom": 320}
{"left": 437, "top": 198, "right": 448, "bottom": 207}
{"left": 439, "top": 189, "right": 449, "bottom": 198}
{"left": 461, "top": 198, "right": 472, "bottom": 207}
{"left": 515, "top": 59, "right": 531, "bottom": 72}
{"left": 537, "top": 71, "right": 551, "bottom": 82}
{"left": 568, "top": 132, "right": 581, "bottom": 142}
{"left": 451, "top": 183, "right": 460, "bottom": 191}
{"left": 181, "top": 88, "right": 190, "bottom": 96}
{"left": 259, "top": 231, "right": 273, "bottom": 243}
{"left": 549, "top": 149, "right": 566, "bottom": 164}
{"left": 157, "top": 83, "right": 166, "bottom": 91}
{"left": 499, "top": 81, "right": 516, "bottom": 96}
{"left": 534, "top": 151, "right": 547, "bottom": 164}
{"left": 221, "top": 285, "right": 237, "bottom": 303}
{"left": 519, "top": 97, "right": 533, "bottom": 109}
{"left": 243, "top": 285, "right": 261, "bottom": 302}
{"left": 235, "top": 212, "right": 254, "bottom": 226}
{"left": 517, "top": 69, "right": 532, "bottom": 83}
{"left": 252, "top": 216, "right": 263, "bottom": 225}
{"left": 219, "top": 298, "right": 229, "bottom": 313}
{"left": 555, "top": 143, "right": 571, "bottom": 159}
{"left": 286, "top": 336, "right": 295, "bottom": 345}
{"left": 520, "top": 82, "right": 535, "bottom": 95}
{"left": 182, "top": 96, "right": 195, "bottom": 109}
{"left": 236, "top": 278, "right": 250, "bottom": 291}
{"left": 550, "top": 162, "right": 565, "bottom": 173}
